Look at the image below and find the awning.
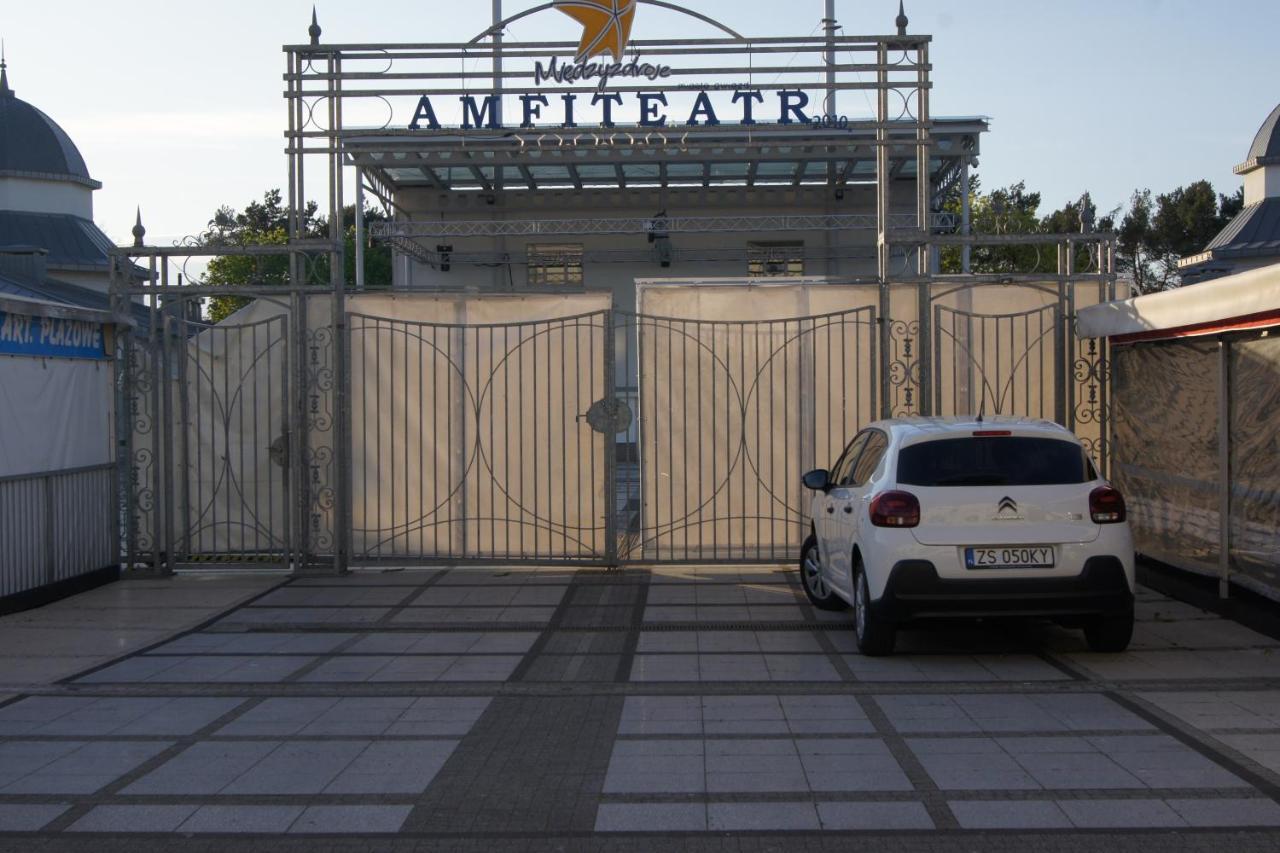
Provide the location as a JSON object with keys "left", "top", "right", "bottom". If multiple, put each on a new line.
{"left": 1078, "top": 263, "right": 1280, "bottom": 342}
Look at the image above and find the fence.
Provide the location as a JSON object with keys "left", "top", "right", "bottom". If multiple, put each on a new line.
{"left": 118, "top": 278, "right": 1112, "bottom": 571}
{"left": 1113, "top": 332, "right": 1280, "bottom": 601}
{"left": 0, "top": 464, "right": 117, "bottom": 602}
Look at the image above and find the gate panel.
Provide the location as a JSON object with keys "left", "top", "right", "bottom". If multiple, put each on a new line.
{"left": 348, "top": 311, "right": 609, "bottom": 564}
{"left": 624, "top": 307, "right": 878, "bottom": 563}
{"left": 178, "top": 308, "right": 291, "bottom": 566}
{"left": 932, "top": 298, "right": 1061, "bottom": 420}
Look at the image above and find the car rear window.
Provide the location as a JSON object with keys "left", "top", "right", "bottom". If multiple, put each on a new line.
{"left": 896, "top": 437, "right": 1092, "bottom": 487}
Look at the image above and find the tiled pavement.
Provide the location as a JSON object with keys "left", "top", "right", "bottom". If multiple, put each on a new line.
{"left": 0, "top": 566, "right": 1278, "bottom": 851}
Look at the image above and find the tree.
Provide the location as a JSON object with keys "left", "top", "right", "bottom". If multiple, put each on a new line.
{"left": 199, "top": 190, "right": 392, "bottom": 323}
{"left": 1117, "top": 182, "right": 1243, "bottom": 293}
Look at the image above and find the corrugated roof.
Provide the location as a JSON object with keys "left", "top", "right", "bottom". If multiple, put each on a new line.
{"left": 1204, "top": 198, "right": 1280, "bottom": 258}
{"left": 0, "top": 211, "right": 116, "bottom": 269}
{"left": 0, "top": 270, "right": 150, "bottom": 328}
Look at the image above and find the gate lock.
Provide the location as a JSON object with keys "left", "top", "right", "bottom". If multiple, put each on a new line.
{"left": 582, "top": 398, "right": 633, "bottom": 435}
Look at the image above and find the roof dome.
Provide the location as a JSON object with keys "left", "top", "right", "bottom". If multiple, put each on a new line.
{"left": 0, "top": 63, "right": 99, "bottom": 188}
{"left": 1240, "top": 102, "right": 1280, "bottom": 172}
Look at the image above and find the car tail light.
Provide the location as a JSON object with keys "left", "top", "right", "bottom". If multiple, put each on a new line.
{"left": 870, "top": 491, "right": 921, "bottom": 528}
{"left": 972, "top": 430, "right": 1012, "bottom": 437}
{"left": 1090, "top": 486, "right": 1126, "bottom": 524}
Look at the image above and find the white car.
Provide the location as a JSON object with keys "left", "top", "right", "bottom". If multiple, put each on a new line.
{"left": 800, "top": 417, "right": 1135, "bottom": 656}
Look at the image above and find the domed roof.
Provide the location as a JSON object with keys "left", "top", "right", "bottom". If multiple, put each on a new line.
{"left": 1239, "top": 102, "right": 1280, "bottom": 174}
{"left": 0, "top": 63, "right": 99, "bottom": 188}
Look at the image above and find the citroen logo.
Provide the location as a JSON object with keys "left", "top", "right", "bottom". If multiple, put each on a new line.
{"left": 998, "top": 496, "right": 1018, "bottom": 514}
{"left": 994, "top": 496, "right": 1021, "bottom": 520}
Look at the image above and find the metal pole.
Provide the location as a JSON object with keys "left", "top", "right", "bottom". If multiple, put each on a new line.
{"left": 355, "top": 168, "right": 366, "bottom": 291}
{"left": 823, "top": 0, "right": 836, "bottom": 118}
{"left": 961, "top": 159, "right": 972, "bottom": 274}
{"left": 1218, "top": 338, "right": 1231, "bottom": 599}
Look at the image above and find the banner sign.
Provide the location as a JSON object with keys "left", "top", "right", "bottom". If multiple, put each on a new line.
{"left": 0, "top": 309, "right": 108, "bottom": 360}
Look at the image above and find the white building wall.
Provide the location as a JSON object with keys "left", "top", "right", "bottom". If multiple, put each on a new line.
{"left": 391, "top": 181, "right": 925, "bottom": 311}
{"left": 0, "top": 177, "right": 94, "bottom": 219}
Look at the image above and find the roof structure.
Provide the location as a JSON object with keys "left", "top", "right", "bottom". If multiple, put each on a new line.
{"left": 0, "top": 61, "right": 100, "bottom": 188}
{"left": 0, "top": 211, "right": 117, "bottom": 270}
{"left": 1238, "top": 102, "right": 1280, "bottom": 173}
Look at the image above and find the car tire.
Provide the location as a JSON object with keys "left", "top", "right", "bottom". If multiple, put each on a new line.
{"left": 1083, "top": 607, "right": 1134, "bottom": 653}
{"left": 853, "top": 556, "right": 895, "bottom": 656}
{"left": 800, "top": 534, "right": 849, "bottom": 612}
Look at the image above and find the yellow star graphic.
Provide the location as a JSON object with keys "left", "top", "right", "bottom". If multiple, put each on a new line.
{"left": 553, "top": 0, "right": 637, "bottom": 62}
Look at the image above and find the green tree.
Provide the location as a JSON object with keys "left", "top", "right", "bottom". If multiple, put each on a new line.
{"left": 1117, "top": 182, "right": 1243, "bottom": 293}
{"left": 200, "top": 189, "right": 391, "bottom": 323}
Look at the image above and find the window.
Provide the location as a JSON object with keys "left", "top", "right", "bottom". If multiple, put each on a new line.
{"left": 527, "top": 243, "right": 584, "bottom": 287}
{"left": 748, "top": 241, "right": 804, "bottom": 277}
{"left": 896, "top": 437, "right": 1092, "bottom": 487}
{"left": 850, "top": 431, "right": 889, "bottom": 486}
{"left": 831, "top": 432, "right": 869, "bottom": 487}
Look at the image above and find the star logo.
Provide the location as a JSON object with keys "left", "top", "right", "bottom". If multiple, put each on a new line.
{"left": 553, "top": 0, "right": 638, "bottom": 62}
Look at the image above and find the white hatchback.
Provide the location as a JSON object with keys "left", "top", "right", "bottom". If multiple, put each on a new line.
{"left": 800, "top": 417, "right": 1135, "bottom": 656}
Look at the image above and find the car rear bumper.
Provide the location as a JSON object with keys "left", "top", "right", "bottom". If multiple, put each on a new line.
{"left": 874, "top": 556, "right": 1134, "bottom": 621}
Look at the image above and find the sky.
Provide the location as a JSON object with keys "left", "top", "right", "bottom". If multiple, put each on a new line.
{"left": 3, "top": 0, "right": 1278, "bottom": 245}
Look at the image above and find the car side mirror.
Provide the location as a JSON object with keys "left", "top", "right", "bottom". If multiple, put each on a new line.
{"left": 802, "top": 469, "right": 831, "bottom": 492}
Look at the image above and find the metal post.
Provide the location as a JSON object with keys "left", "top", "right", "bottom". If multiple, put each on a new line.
{"left": 1218, "top": 338, "right": 1231, "bottom": 599}
{"left": 915, "top": 40, "right": 931, "bottom": 276}
{"left": 355, "top": 168, "right": 366, "bottom": 291}
{"left": 961, "top": 159, "right": 972, "bottom": 274}
{"left": 823, "top": 0, "right": 837, "bottom": 117}
{"left": 43, "top": 473, "right": 54, "bottom": 584}
{"left": 603, "top": 310, "right": 618, "bottom": 566}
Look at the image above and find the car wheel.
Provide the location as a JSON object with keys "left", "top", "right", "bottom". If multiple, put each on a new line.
{"left": 800, "top": 534, "right": 849, "bottom": 612}
{"left": 853, "top": 556, "right": 895, "bottom": 656}
{"left": 1083, "top": 607, "right": 1134, "bottom": 653}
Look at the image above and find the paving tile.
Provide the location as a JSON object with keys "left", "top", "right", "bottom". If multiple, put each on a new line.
{"left": 124, "top": 741, "right": 279, "bottom": 795}
{"left": 1, "top": 741, "right": 172, "bottom": 794}
{"left": 1058, "top": 798, "right": 1186, "bottom": 829}
{"left": 288, "top": 805, "right": 413, "bottom": 834}
{"left": 148, "top": 632, "right": 356, "bottom": 655}
{"left": 948, "top": 799, "right": 1072, "bottom": 829}
{"left": 595, "top": 802, "right": 707, "bottom": 832}
{"left": 0, "top": 697, "right": 244, "bottom": 737}
{"left": 618, "top": 696, "right": 703, "bottom": 735}
{"left": 1165, "top": 797, "right": 1280, "bottom": 828}
{"left": 0, "top": 803, "right": 68, "bottom": 832}
{"left": 252, "top": 587, "right": 415, "bottom": 607}
{"left": 630, "top": 654, "right": 700, "bottom": 681}
{"left": 325, "top": 741, "right": 458, "bottom": 794}
{"left": 69, "top": 805, "right": 200, "bottom": 833}
{"left": 707, "top": 802, "right": 820, "bottom": 831}
{"left": 222, "top": 740, "right": 367, "bottom": 794}
{"left": 817, "top": 801, "right": 934, "bottom": 830}
{"left": 798, "top": 739, "right": 914, "bottom": 791}
{"left": 1217, "top": 733, "right": 1280, "bottom": 775}
{"left": 908, "top": 739, "right": 1038, "bottom": 791}
{"left": 1140, "top": 690, "right": 1280, "bottom": 731}
{"left": 178, "top": 805, "right": 305, "bottom": 833}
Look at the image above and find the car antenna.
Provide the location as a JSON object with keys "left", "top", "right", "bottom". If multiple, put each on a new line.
{"left": 976, "top": 400, "right": 985, "bottom": 424}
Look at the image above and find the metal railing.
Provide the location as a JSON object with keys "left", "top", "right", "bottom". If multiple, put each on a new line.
{"left": 0, "top": 464, "right": 117, "bottom": 599}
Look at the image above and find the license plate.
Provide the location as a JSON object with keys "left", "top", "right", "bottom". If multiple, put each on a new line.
{"left": 965, "top": 546, "right": 1055, "bottom": 569}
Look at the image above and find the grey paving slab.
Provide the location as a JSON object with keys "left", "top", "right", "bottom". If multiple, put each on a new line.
{"left": 1166, "top": 797, "right": 1280, "bottom": 828}
{"left": 817, "top": 801, "right": 934, "bottom": 830}
{"left": 68, "top": 805, "right": 200, "bottom": 833}
{"left": 877, "top": 693, "right": 1152, "bottom": 734}
{"left": 251, "top": 587, "right": 417, "bottom": 607}
{"left": 178, "top": 805, "right": 305, "bottom": 833}
{"left": 948, "top": 799, "right": 1072, "bottom": 829}
{"left": 221, "top": 740, "right": 368, "bottom": 794}
{"left": 288, "top": 805, "right": 413, "bottom": 834}
{"left": 1140, "top": 690, "right": 1280, "bottom": 731}
{"left": 432, "top": 569, "right": 575, "bottom": 585}
{"left": 324, "top": 740, "right": 458, "bottom": 794}
{"left": 410, "top": 585, "right": 569, "bottom": 607}
{"left": 0, "top": 803, "right": 68, "bottom": 832}
{"left": 1217, "top": 733, "right": 1280, "bottom": 775}
{"left": 595, "top": 802, "right": 708, "bottom": 832}
{"left": 221, "top": 607, "right": 391, "bottom": 625}
{"left": 77, "top": 655, "right": 313, "bottom": 684}
{"left": 1057, "top": 798, "right": 1187, "bottom": 829}
{"left": 604, "top": 739, "right": 705, "bottom": 794}
{"left": 389, "top": 606, "right": 556, "bottom": 625}
{"left": 1084, "top": 734, "right": 1250, "bottom": 789}
{"left": 0, "top": 696, "right": 245, "bottom": 737}
{"left": 908, "top": 738, "right": 1039, "bottom": 791}
{"left": 844, "top": 654, "right": 1068, "bottom": 683}
{"left": 289, "top": 572, "right": 438, "bottom": 586}
{"left": 346, "top": 632, "right": 539, "bottom": 655}
{"left": 123, "top": 741, "right": 280, "bottom": 795}
{"left": 797, "top": 738, "right": 914, "bottom": 791}
{"left": 1, "top": 740, "right": 172, "bottom": 794}
{"left": 217, "top": 696, "right": 490, "bottom": 737}
{"left": 707, "top": 802, "right": 820, "bottom": 831}
{"left": 1064, "top": 649, "right": 1280, "bottom": 681}
{"left": 146, "top": 632, "right": 355, "bottom": 656}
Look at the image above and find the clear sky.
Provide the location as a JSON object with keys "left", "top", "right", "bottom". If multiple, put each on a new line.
{"left": 3, "top": 0, "right": 1277, "bottom": 244}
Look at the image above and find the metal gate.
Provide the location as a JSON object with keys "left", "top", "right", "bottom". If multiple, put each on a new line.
{"left": 347, "top": 310, "right": 611, "bottom": 564}
{"left": 117, "top": 279, "right": 1110, "bottom": 572}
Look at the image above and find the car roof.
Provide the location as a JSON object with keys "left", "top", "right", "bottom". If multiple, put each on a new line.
{"left": 863, "top": 416, "right": 1078, "bottom": 443}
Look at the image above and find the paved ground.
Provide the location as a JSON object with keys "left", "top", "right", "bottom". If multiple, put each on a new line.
{"left": 0, "top": 565, "right": 1278, "bottom": 852}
